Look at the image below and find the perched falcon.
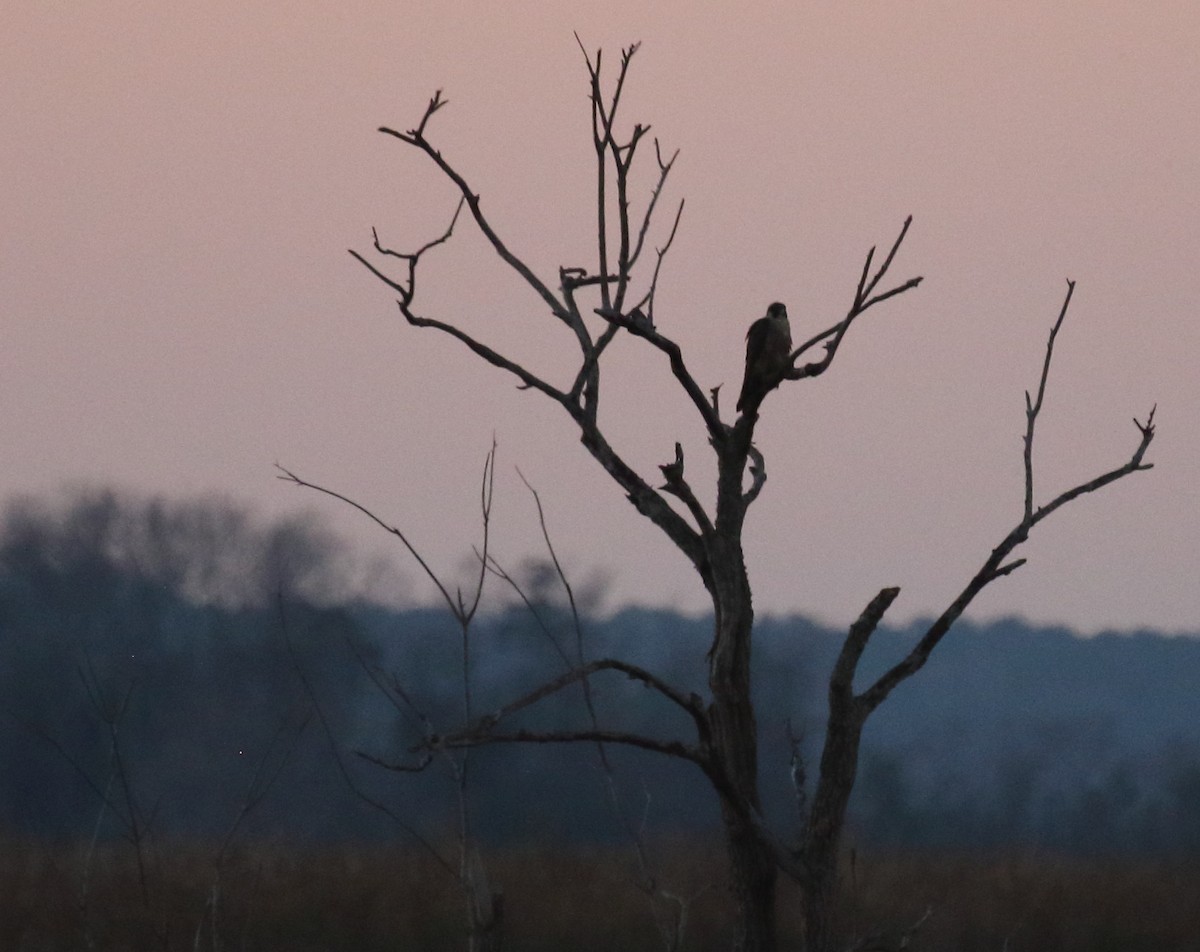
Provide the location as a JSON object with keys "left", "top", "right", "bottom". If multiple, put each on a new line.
{"left": 736, "top": 302, "right": 792, "bottom": 413}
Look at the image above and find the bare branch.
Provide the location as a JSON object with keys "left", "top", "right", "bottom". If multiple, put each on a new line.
{"left": 376, "top": 118, "right": 571, "bottom": 330}
{"left": 594, "top": 304, "right": 723, "bottom": 438}
{"left": 461, "top": 439, "right": 497, "bottom": 627}
{"left": 483, "top": 553, "right": 574, "bottom": 668}
{"left": 362, "top": 48, "right": 714, "bottom": 603}
{"left": 400, "top": 304, "right": 572, "bottom": 403}
{"left": 1025, "top": 279, "right": 1075, "bottom": 521}
{"left": 461, "top": 656, "right": 706, "bottom": 732}
{"left": 1026, "top": 405, "right": 1155, "bottom": 525}
{"left": 858, "top": 292, "right": 1156, "bottom": 714}
{"left": 659, "top": 442, "right": 715, "bottom": 535}
{"left": 831, "top": 587, "right": 902, "bottom": 705}
{"left": 568, "top": 320, "right": 622, "bottom": 404}
{"left": 413, "top": 89, "right": 448, "bottom": 139}
{"left": 786, "top": 217, "right": 923, "bottom": 383}
{"left": 354, "top": 747, "right": 434, "bottom": 774}
{"left": 633, "top": 197, "right": 686, "bottom": 324}
{"left": 743, "top": 444, "right": 767, "bottom": 506}
{"left": 276, "top": 465, "right": 459, "bottom": 612}
{"left": 347, "top": 635, "right": 435, "bottom": 740}
{"left": 351, "top": 197, "right": 465, "bottom": 310}
{"left": 629, "top": 140, "right": 681, "bottom": 271}
{"left": 4, "top": 704, "right": 128, "bottom": 823}
{"left": 434, "top": 727, "right": 708, "bottom": 768}
{"left": 611, "top": 124, "right": 651, "bottom": 312}
{"left": 576, "top": 419, "right": 710, "bottom": 582}
{"left": 350, "top": 163, "right": 576, "bottom": 408}
{"left": 860, "top": 215, "right": 915, "bottom": 305}
{"left": 485, "top": 511, "right": 683, "bottom": 923}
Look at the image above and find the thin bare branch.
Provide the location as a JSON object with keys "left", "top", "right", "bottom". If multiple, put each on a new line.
{"left": 860, "top": 215, "right": 914, "bottom": 304}
{"left": 483, "top": 553, "right": 574, "bottom": 668}
{"left": 1025, "top": 280, "right": 1076, "bottom": 522}
{"left": 434, "top": 727, "right": 708, "bottom": 767}
{"left": 353, "top": 748, "right": 434, "bottom": 774}
{"left": 3, "top": 706, "right": 127, "bottom": 822}
{"left": 658, "top": 442, "right": 716, "bottom": 535}
{"left": 346, "top": 635, "right": 434, "bottom": 739}
{"left": 858, "top": 296, "right": 1155, "bottom": 714}
{"left": 515, "top": 468, "right": 583, "bottom": 640}
{"left": 347, "top": 248, "right": 410, "bottom": 300}
{"left": 376, "top": 123, "right": 571, "bottom": 330}
{"left": 594, "top": 304, "right": 722, "bottom": 438}
{"left": 576, "top": 419, "right": 710, "bottom": 582}
{"left": 507, "top": 477, "right": 693, "bottom": 926}
{"left": 634, "top": 197, "right": 686, "bottom": 325}
{"left": 399, "top": 304, "right": 571, "bottom": 404}
{"left": 352, "top": 197, "right": 465, "bottom": 309}
{"left": 462, "top": 439, "right": 497, "bottom": 627}
{"left": 375, "top": 200, "right": 465, "bottom": 263}
{"left": 568, "top": 319, "right": 621, "bottom": 404}
{"left": 413, "top": 89, "right": 448, "bottom": 139}
{"left": 1025, "top": 405, "right": 1155, "bottom": 525}
{"left": 611, "top": 124, "right": 650, "bottom": 312}
{"left": 463, "top": 656, "right": 706, "bottom": 731}
{"left": 629, "top": 140, "right": 680, "bottom": 270}
{"left": 276, "top": 465, "right": 458, "bottom": 612}
{"left": 786, "top": 217, "right": 923, "bottom": 383}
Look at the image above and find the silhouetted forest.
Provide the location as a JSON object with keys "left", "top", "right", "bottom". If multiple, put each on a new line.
{"left": 2, "top": 488, "right": 1198, "bottom": 856}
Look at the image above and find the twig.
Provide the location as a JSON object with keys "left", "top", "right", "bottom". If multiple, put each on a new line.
{"left": 787, "top": 217, "right": 923, "bottom": 382}
{"left": 594, "top": 305, "right": 723, "bottom": 439}
{"left": 658, "top": 442, "right": 715, "bottom": 535}
{"left": 1024, "top": 280, "right": 1074, "bottom": 522}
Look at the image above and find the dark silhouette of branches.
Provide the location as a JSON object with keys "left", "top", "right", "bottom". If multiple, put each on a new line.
{"left": 794, "top": 281, "right": 1155, "bottom": 951}
{"left": 314, "top": 37, "right": 1157, "bottom": 952}
{"left": 282, "top": 445, "right": 507, "bottom": 950}
{"left": 786, "top": 217, "right": 923, "bottom": 383}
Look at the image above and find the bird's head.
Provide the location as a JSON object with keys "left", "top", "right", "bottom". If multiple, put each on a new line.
{"left": 767, "top": 302, "right": 788, "bottom": 321}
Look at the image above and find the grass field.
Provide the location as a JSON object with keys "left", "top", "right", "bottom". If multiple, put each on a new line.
{"left": 3, "top": 837, "right": 1197, "bottom": 950}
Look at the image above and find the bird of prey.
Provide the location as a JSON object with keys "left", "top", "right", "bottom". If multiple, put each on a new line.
{"left": 736, "top": 302, "right": 792, "bottom": 413}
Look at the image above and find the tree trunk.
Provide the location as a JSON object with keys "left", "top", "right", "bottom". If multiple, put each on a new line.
{"left": 801, "top": 692, "right": 867, "bottom": 952}
{"left": 721, "top": 799, "right": 778, "bottom": 952}
{"left": 707, "top": 521, "right": 777, "bottom": 952}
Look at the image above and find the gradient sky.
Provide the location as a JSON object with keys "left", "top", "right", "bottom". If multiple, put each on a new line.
{"left": 4, "top": 2, "right": 1197, "bottom": 633}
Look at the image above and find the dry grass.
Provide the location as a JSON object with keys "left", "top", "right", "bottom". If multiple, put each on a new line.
{"left": 2, "top": 836, "right": 1197, "bottom": 951}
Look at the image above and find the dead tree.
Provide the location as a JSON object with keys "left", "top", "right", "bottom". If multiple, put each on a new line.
{"left": 338, "top": 41, "right": 1155, "bottom": 952}
{"left": 279, "top": 448, "right": 505, "bottom": 952}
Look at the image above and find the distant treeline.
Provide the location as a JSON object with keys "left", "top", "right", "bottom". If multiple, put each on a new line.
{"left": 1, "top": 488, "right": 1198, "bottom": 854}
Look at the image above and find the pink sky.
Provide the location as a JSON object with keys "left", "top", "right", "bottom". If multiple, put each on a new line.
{"left": 3, "top": 2, "right": 1197, "bottom": 633}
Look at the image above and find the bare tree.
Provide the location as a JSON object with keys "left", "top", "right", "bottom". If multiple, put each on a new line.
{"left": 324, "top": 40, "right": 1155, "bottom": 952}
{"left": 282, "top": 447, "right": 505, "bottom": 952}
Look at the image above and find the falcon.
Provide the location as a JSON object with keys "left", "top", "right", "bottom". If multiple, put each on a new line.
{"left": 736, "top": 302, "right": 792, "bottom": 413}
